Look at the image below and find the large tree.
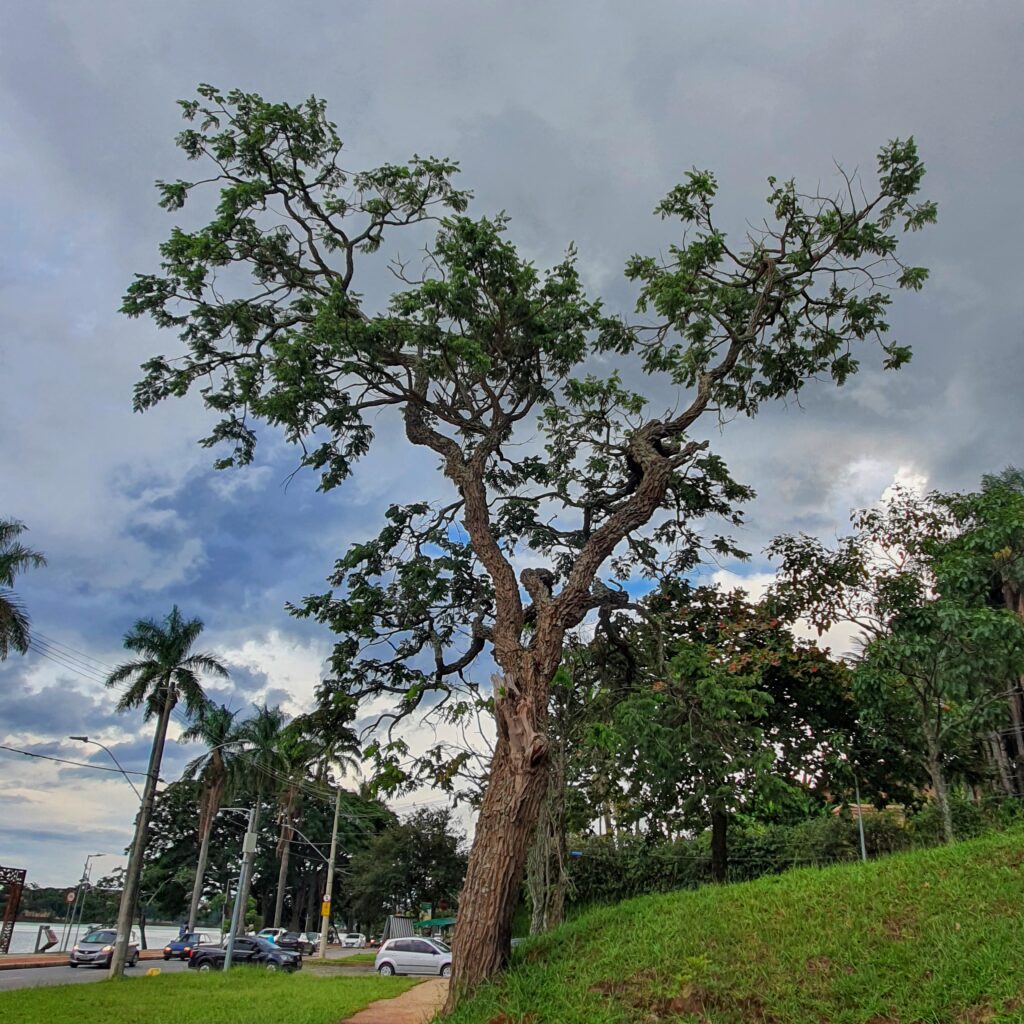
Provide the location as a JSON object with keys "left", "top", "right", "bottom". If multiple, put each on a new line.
{"left": 0, "top": 518, "right": 46, "bottom": 660}
{"left": 770, "top": 487, "right": 1024, "bottom": 842}
{"left": 180, "top": 703, "right": 243, "bottom": 930}
{"left": 230, "top": 703, "right": 288, "bottom": 923}
{"left": 124, "top": 84, "right": 935, "bottom": 1002}
{"left": 270, "top": 724, "right": 319, "bottom": 928}
{"left": 104, "top": 606, "right": 228, "bottom": 976}
{"left": 347, "top": 807, "right": 467, "bottom": 929}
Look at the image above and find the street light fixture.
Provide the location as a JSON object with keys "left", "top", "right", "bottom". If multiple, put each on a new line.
{"left": 62, "top": 852, "right": 109, "bottom": 950}
{"left": 68, "top": 736, "right": 142, "bottom": 799}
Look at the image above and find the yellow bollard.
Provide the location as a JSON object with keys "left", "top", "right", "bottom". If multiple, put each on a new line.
{"left": 146, "top": 967, "right": 161, "bottom": 977}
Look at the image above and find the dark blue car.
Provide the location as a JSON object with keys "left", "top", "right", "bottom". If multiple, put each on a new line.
{"left": 163, "top": 931, "right": 216, "bottom": 960}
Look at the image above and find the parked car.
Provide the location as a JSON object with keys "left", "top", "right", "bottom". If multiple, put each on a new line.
{"left": 375, "top": 937, "right": 451, "bottom": 977}
{"left": 367, "top": 934, "right": 382, "bottom": 948}
{"left": 188, "top": 936, "right": 302, "bottom": 973}
{"left": 341, "top": 932, "right": 366, "bottom": 948}
{"left": 163, "top": 931, "right": 215, "bottom": 960}
{"left": 279, "top": 931, "right": 316, "bottom": 955}
{"left": 69, "top": 928, "right": 139, "bottom": 969}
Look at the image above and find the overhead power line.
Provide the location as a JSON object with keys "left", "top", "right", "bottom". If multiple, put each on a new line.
{"left": 0, "top": 743, "right": 150, "bottom": 776}
{"left": 23, "top": 630, "right": 459, "bottom": 826}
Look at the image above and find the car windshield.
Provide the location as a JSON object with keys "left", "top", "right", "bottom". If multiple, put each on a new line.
{"left": 430, "top": 939, "right": 451, "bottom": 953}
{"left": 82, "top": 930, "right": 115, "bottom": 944}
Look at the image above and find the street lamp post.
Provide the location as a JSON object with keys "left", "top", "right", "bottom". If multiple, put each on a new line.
{"left": 61, "top": 853, "right": 107, "bottom": 950}
{"left": 68, "top": 737, "right": 143, "bottom": 799}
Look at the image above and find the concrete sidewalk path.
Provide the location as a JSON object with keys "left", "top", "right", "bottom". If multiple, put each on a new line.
{"left": 343, "top": 978, "right": 448, "bottom": 1024}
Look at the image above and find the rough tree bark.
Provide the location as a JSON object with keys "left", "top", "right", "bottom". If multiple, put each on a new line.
{"left": 273, "top": 813, "right": 294, "bottom": 928}
{"left": 187, "top": 775, "right": 223, "bottom": 931}
{"left": 444, "top": 666, "right": 551, "bottom": 1010}
{"left": 924, "top": 734, "right": 954, "bottom": 844}
{"left": 526, "top": 750, "right": 569, "bottom": 935}
{"left": 988, "top": 733, "right": 1015, "bottom": 798}
{"left": 108, "top": 689, "right": 174, "bottom": 976}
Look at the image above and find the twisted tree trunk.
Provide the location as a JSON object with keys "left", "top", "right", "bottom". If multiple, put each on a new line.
{"left": 527, "top": 737, "right": 568, "bottom": 935}
{"left": 444, "top": 668, "right": 550, "bottom": 1012}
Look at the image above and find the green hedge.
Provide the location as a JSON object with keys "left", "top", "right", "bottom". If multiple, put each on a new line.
{"left": 565, "top": 797, "right": 1021, "bottom": 908}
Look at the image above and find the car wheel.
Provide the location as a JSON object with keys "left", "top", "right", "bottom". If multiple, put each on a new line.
{"left": 378, "top": 962, "right": 395, "bottom": 976}
{"left": 265, "top": 962, "right": 278, "bottom": 972}
{"left": 69, "top": 962, "right": 77, "bottom": 969}
{"left": 129, "top": 952, "right": 139, "bottom": 967}
{"left": 441, "top": 964, "right": 452, "bottom": 978}
{"left": 198, "top": 961, "right": 213, "bottom": 972}
{"left": 163, "top": 954, "right": 171, "bottom": 961}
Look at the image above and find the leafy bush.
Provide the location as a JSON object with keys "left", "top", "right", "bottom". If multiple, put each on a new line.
{"left": 566, "top": 799, "right": 1009, "bottom": 910}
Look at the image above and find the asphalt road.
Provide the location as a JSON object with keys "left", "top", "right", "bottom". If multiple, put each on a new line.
{"left": 0, "top": 946, "right": 369, "bottom": 992}
{"left": 0, "top": 958, "right": 192, "bottom": 992}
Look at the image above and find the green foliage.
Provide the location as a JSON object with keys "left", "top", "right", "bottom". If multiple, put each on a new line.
{"left": 0, "top": 970, "right": 417, "bottom": 1024}
{"left": 126, "top": 84, "right": 935, "bottom": 774}
{"left": 573, "top": 584, "right": 857, "bottom": 842}
{"left": 105, "top": 606, "right": 228, "bottom": 722}
{"left": 0, "top": 517, "right": 46, "bottom": 660}
{"left": 346, "top": 807, "right": 468, "bottom": 928}
{"left": 771, "top": 485, "right": 1024, "bottom": 841}
{"left": 448, "top": 828, "right": 1024, "bottom": 1024}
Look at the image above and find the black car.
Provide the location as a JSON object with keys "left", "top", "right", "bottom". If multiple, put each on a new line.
{"left": 188, "top": 936, "right": 302, "bottom": 973}
{"left": 278, "top": 931, "right": 316, "bottom": 955}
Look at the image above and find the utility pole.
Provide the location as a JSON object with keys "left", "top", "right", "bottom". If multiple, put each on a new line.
{"left": 319, "top": 788, "right": 341, "bottom": 959}
{"left": 224, "top": 806, "right": 258, "bottom": 970}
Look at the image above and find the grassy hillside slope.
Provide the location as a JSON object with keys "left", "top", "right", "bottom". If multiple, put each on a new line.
{"left": 446, "top": 828, "right": 1024, "bottom": 1024}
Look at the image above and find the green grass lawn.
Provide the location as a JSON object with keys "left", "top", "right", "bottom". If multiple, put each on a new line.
{"left": 0, "top": 968, "right": 417, "bottom": 1024}
{"left": 445, "top": 827, "right": 1024, "bottom": 1024}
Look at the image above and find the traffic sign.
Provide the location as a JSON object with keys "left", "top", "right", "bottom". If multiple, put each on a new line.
{"left": 65, "top": 889, "right": 76, "bottom": 905}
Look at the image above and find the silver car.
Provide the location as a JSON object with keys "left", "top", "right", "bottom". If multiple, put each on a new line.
{"left": 69, "top": 927, "right": 140, "bottom": 969}
{"left": 375, "top": 937, "right": 452, "bottom": 977}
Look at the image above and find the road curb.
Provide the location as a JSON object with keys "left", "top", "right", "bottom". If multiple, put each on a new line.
{"left": 0, "top": 949, "right": 165, "bottom": 971}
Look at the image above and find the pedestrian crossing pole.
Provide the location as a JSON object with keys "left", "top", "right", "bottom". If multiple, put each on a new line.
{"left": 319, "top": 788, "right": 341, "bottom": 959}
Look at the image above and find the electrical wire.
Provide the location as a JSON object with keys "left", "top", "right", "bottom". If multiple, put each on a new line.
{"left": 0, "top": 742, "right": 150, "bottom": 776}
{"left": 23, "top": 630, "right": 454, "bottom": 829}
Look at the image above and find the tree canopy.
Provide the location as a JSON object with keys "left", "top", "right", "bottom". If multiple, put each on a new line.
{"left": 125, "top": 83, "right": 936, "bottom": 998}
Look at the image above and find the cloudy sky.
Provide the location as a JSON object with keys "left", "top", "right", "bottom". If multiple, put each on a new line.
{"left": 1, "top": 1, "right": 1020, "bottom": 885}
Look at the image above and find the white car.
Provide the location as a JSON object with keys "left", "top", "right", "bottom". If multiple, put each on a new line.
{"left": 375, "top": 936, "right": 452, "bottom": 976}
{"left": 341, "top": 932, "right": 366, "bottom": 948}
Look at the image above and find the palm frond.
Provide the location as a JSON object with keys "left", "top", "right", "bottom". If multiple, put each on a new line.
{"left": 0, "top": 589, "right": 32, "bottom": 659}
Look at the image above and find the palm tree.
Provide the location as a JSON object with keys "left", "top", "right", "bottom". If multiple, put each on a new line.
{"left": 181, "top": 704, "right": 242, "bottom": 931}
{"left": 231, "top": 703, "right": 288, "bottom": 926}
{"left": 104, "top": 606, "right": 228, "bottom": 976}
{"left": 271, "top": 725, "right": 320, "bottom": 927}
{"left": 0, "top": 518, "right": 46, "bottom": 660}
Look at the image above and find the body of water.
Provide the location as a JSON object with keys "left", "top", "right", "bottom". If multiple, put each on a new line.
{"left": 4, "top": 921, "right": 198, "bottom": 957}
